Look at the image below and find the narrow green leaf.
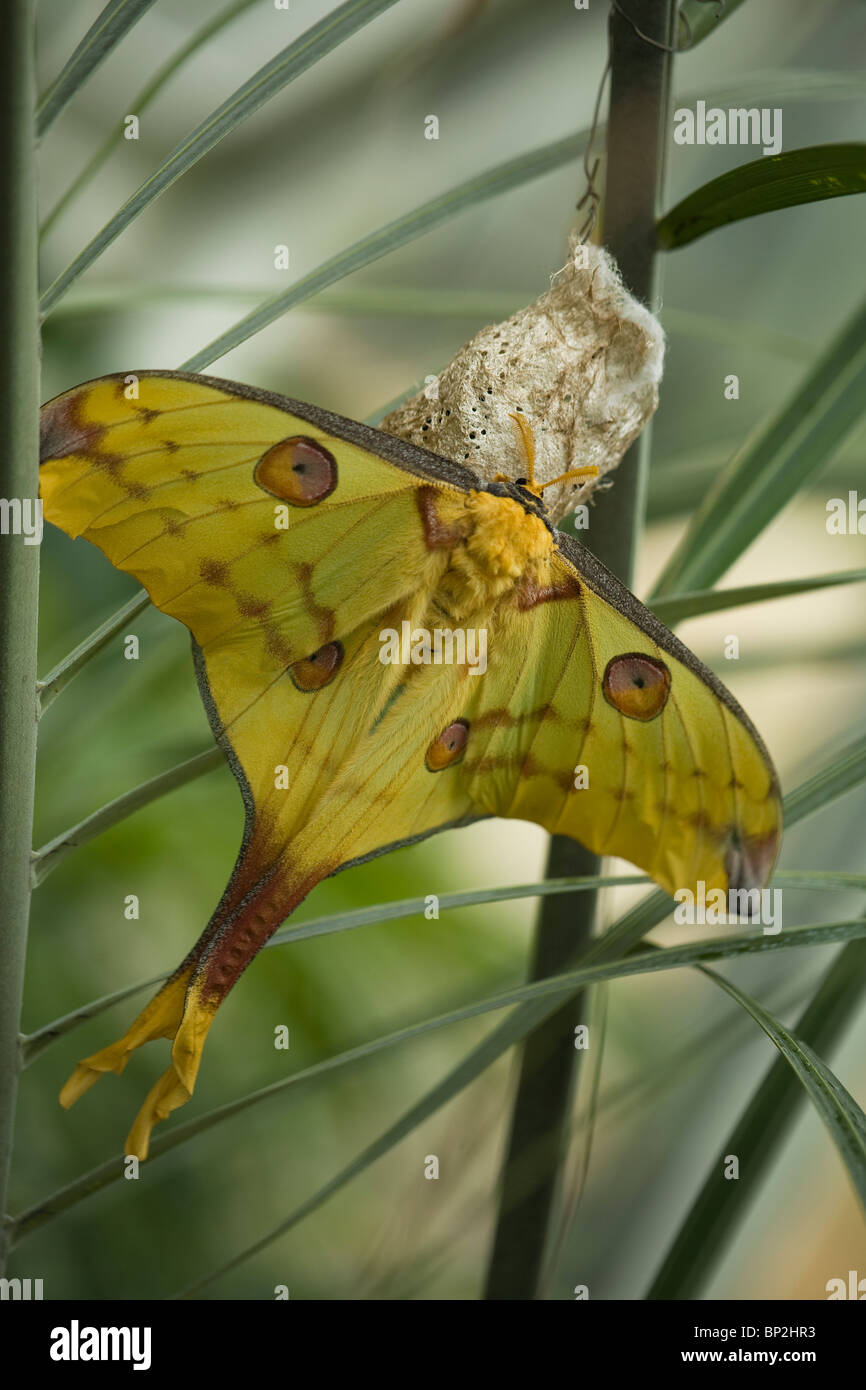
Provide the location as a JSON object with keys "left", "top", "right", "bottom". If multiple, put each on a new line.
{"left": 647, "top": 938, "right": 866, "bottom": 1298}
{"left": 41, "top": 0, "right": 259, "bottom": 239}
{"left": 14, "top": 917, "right": 866, "bottom": 1252}
{"left": 648, "top": 443, "right": 862, "bottom": 522}
{"left": 51, "top": 281, "right": 528, "bottom": 321}
{"left": 31, "top": 747, "right": 223, "bottom": 887}
{"left": 784, "top": 733, "right": 866, "bottom": 826}
{"left": 37, "top": 0, "right": 158, "bottom": 137}
{"left": 39, "top": 0, "right": 404, "bottom": 314}
{"left": 693, "top": 70, "right": 866, "bottom": 107}
{"left": 20, "top": 874, "right": 649, "bottom": 1063}
{"left": 702, "top": 965, "right": 866, "bottom": 1214}
{"left": 652, "top": 568, "right": 866, "bottom": 627}
{"left": 19, "top": 706, "right": 866, "bottom": 1259}
{"left": 20, "top": 869, "right": 864, "bottom": 1065}
{"left": 657, "top": 144, "right": 866, "bottom": 250}
{"left": 651, "top": 296, "right": 866, "bottom": 596}
{"left": 37, "top": 590, "right": 151, "bottom": 714}
{"left": 172, "top": 918, "right": 866, "bottom": 1297}
{"left": 661, "top": 306, "right": 812, "bottom": 363}
{"left": 777, "top": 870, "right": 866, "bottom": 892}
{"left": 179, "top": 132, "right": 587, "bottom": 371}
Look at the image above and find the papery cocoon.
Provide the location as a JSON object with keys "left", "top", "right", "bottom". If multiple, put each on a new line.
{"left": 380, "top": 240, "right": 664, "bottom": 526}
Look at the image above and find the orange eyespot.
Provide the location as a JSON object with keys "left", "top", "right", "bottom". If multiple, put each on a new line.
{"left": 289, "top": 641, "right": 343, "bottom": 691}
{"left": 426, "top": 719, "right": 470, "bottom": 771}
{"left": 255, "top": 436, "right": 337, "bottom": 506}
{"left": 603, "top": 654, "right": 670, "bottom": 721}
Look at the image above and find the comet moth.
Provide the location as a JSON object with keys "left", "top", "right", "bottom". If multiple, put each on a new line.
{"left": 39, "top": 370, "right": 781, "bottom": 1157}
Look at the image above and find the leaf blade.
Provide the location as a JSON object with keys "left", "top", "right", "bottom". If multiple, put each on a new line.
{"left": 179, "top": 132, "right": 586, "bottom": 371}
{"left": 37, "top": 0, "right": 158, "bottom": 136}
{"left": 15, "top": 917, "right": 866, "bottom": 1251}
{"left": 651, "top": 568, "right": 866, "bottom": 626}
{"left": 657, "top": 144, "right": 866, "bottom": 250}
{"left": 41, "top": 0, "right": 260, "bottom": 238}
{"left": 651, "top": 296, "right": 866, "bottom": 596}
{"left": 647, "top": 938, "right": 866, "bottom": 1298}
{"left": 39, "top": 0, "right": 404, "bottom": 313}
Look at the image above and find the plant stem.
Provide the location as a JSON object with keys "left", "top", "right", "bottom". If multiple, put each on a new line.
{"left": 483, "top": 0, "right": 676, "bottom": 1300}
{"left": 0, "top": 0, "right": 40, "bottom": 1275}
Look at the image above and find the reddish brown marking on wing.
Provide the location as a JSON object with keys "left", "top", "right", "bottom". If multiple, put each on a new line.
{"left": 198, "top": 866, "right": 328, "bottom": 1003}
{"left": 516, "top": 571, "right": 581, "bottom": 609}
{"left": 295, "top": 561, "right": 335, "bottom": 644}
{"left": 40, "top": 389, "right": 155, "bottom": 503}
{"left": 39, "top": 389, "right": 105, "bottom": 463}
{"left": 470, "top": 703, "right": 556, "bottom": 732}
{"left": 725, "top": 827, "right": 781, "bottom": 893}
{"left": 236, "top": 593, "right": 272, "bottom": 620}
{"left": 262, "top": 624, "right": 293, "bottom": 666}
{"left": 200, "top": 558, "right": 230, "bottom": 587}
{"left": 126, "top": 479, "right": 152, "bottom": 500}
{"left": 417, "top": 486, "right": 466, "bottom": 549}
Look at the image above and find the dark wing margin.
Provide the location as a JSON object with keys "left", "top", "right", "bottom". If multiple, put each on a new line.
{"left": 40, "top": 368, "right": 483, "bottom": 493}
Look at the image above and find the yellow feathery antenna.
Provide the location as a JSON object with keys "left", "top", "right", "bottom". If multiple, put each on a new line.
{"left": 540, "top": 464, "right": 600, "bottom": 492}
{"left": 508, "top": 411, "right": 539, "bottom": 489}
{"left": 502, "top": 411, "right": 599, "bottom": 497}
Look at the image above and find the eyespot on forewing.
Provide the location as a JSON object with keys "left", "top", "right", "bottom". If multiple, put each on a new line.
{"left": 603, "top": 654, "right": 670, "bottom": 721}
{"left": 255, "top": 437, "right": 337, "bottom": 506}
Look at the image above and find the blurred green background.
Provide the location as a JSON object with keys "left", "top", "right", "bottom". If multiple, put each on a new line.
{"left": 13, "top": 0, "right": 866, "bottom": 1298}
